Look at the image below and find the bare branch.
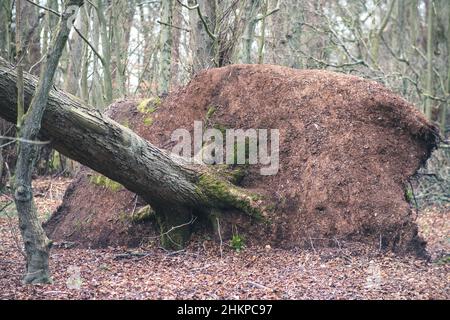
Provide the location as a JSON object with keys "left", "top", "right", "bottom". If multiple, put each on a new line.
{"left": 24, "top": 0, "right": 61, "bottom": 17}
{"left": 157, "top": 19, "right": 190, "bottom": 32}
{"left": 73, "top": 26, "right": 106, "bottom": 68}
{"left": 255, "top": 0, "right": 280, "bottom": 22}
{"left": 177, "top": 0, "right": 217, "bottom": 39}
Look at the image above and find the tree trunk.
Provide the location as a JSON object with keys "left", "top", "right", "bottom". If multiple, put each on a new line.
{"left": 170, "top": 4, "right": 181, "bottom": 88}
{"left": 257, "top": 0, "right": 269, "bottom": 64}
{"left": 0, "top": 58, "right": 266, "bottom": 250}
{"left": 12, "top": 0, "right": 84, "bottom": 284}
{"left": 0, "top": 0, "right": 12, "bottom": 60}
{"left": 188, "top": 0, "right": 217, "bottom": 73}
{"left": 15, "top": 0, "right": 24, "bottom": 132}
{"left": 20, "top": 0, "right": 42, "bottom": 75}
{"left": 425, "top": 0, "right": 434, "bottom": 120}
{"left": 370, "top": 0, "right": 395, "bottom": 66}
{"left": 64, "top": 10, "right": 88, "bottom": 95}
{"left": 440, "top": 2, "right": 449, "bottom": 133}
{"left": 96, "top": 0, "right": 113, "bottom": 105}
{"left": 158, "top": 0, "right": 173, "bottom": 93}
{"left": 90, "top": 4, "right": 104, "bottom": 108}
{"left": 80, "top": 6, "right": 90, "bottom": 103}
{"left": 111, "top": 0, "right": 133, "bottom": 98}
{"left": 241, "top": 0, "right": 260, "bottom": 64}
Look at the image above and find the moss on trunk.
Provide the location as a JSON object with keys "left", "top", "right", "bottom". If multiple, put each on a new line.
{"left": 196, "top": 173, "right": 265, "bottom": 220}
{"left": 155, "top": 205, "right": 193, "bottom": 250}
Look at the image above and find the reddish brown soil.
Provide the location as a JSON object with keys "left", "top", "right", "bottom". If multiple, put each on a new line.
{"left": 44, "top": 64, "right": 439, "bottom": 255}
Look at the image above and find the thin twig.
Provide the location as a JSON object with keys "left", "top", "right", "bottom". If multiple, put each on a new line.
{"left": 157, "top": 20, "right": 190, "bottom": 32}
{"left": 216, "top": 217, "right": 223, "bottom": 259}
{"left": 408, "top": 179, "right": 420, "bottom": 216}
{"left": 247, "top": 281, "right": 274, "bottom": 292}
{"left": 255, "top": 0, "right": 280, "bottom": 22}
{"left": 177, "top": 0, "right": 217, "bottom": 39}
{"left": 0, "top": 55, "right": 24, "bottom": 76}
{"left": 24, "top": 0, "right": 61, "bottom": 17}
{"left": 0, "top": 136, "right": 50, "bottom": 146}
{"left": 176, "top": 0, "right": 198, "bottom": 10}
{"left": 28, "top": 54, "right": 46, "bottom": 74}
{"left": 309, "top": 236, "right": 317, "bottom": 254}
{"left": 145, "top": 216, "right": 197, "bottom": 242}
{"left": 73, "top": 26, "right": 106, "bottom": 67}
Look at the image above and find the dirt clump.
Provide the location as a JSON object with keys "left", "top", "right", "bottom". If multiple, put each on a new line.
{"left": 45, "top": 64, "right": 439, "bottom": 255}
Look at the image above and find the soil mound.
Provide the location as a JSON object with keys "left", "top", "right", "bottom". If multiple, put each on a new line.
{"left": 45, "top": 64, "right": 438, "bottom": 254}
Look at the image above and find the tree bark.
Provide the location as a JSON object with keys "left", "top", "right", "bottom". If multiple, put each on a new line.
{"left": 20, "top": 0, "right": 42, "bottom": 75}
{"left": 241, "top": 0, "right": 260, "bottom": 64}
{"left": 370, "top": 0, "right": 395, "bottom": 65}
{"left": 257, "top": 0, "right": 269, "bottom": 64}
{"left": 425, "top": 0, "right": 434, "bottom": 120}
{"left": 158, "top": 0, "right": 173, "bottom": 93}
{"left": 170, "top": 3, "right": 181, "bottom": 88}
{"left": 96, "top": 0, "right": 113, "bottom": 105}
{"left": 0, "top": 0, "right": 12, "bottom": 60}
{"left": 442, "top": 3, "right": 450, "bottom": 133}
{"left": 65, "top": 10, "right": 88, "bottom": 96}
{"left": 12, "top": 0, "right": 84, "bottom": 284}
{"left": 0, "top": 58, "right": 266, "bottom": 250}
{"left": 188, "top": 0, "right": 217, "bottom": 73}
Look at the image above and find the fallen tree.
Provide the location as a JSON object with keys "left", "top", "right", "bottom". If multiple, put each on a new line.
{"left": 0, "top": 57, "right": 266, "bottom": 249}
{"left": 1, "top": 57, "right": 440, "bottom": 255}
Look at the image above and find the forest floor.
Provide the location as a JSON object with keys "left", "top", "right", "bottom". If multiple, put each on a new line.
{"left": 0, "top": 177, "right": 449, "bottom": 300}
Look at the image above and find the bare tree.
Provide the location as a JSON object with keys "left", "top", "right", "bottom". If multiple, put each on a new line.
{"left": 12, "top": 0, "right": 83, "bottom": 284}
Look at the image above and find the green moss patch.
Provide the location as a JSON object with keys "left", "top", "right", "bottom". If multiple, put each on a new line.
{"left": 197, "top": 173, "right": 263, "bottom": 220}
{"left": 89, "top": 174, "right": 124, "bottom": 192}
{"left": 131, "top": 205, "right": 155, "bottom": 223}
{"left": 137, "top": 97, "right": 161, "bottom": 114}
{"left": 143, "top": 116, "right": 154, "bottom": 126}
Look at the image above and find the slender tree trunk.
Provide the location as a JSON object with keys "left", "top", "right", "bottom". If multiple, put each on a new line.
{"left": 425, "top": 0, "right": 434, "bottom": 120}
{"left": 441, "top": 4, "right": 450, "bottom": 133}
{"left": 398, "top": 0, "right": 409, "bottom": 95}
{"left": 112, "top": 0, "right": 126, "bottom": 97}
{"left": 80, "top": 6, "right": 90, "bottom": 103}
{"left": 409, "top": 0, "right": 419, "bottom": 50}
{"left": 0, "top": 0, "right": 12, "bottom": 60}
{"left": 288, "top": 1, "right": 303, "bottom": 68}
{"left": 188, "top": 0, "right": 216, "bottom": 73}
{"left": 170, "top": 4, "right": 181, "bottom": 88}
{"left": 159, "top": 0, "right": 173, "bottom": 93}
{"left": 0, "top": 141, "right": 3, "bottom": 187}
{"left": 15, "top": 0, "right": 24, "bottom": 132}
{"left": 241, "top": 0, "right": 260, "bottom": 64}
{"left": 137, "top": 2, "right": 154, "bottom": 86}
{"left": 90, "top": 5, "right": 103, "bottom": 108}
{"left": 258, "top": 0, "right": 269, "bottom": 64}
{"left": 370, "top": 0, "right": 395, "bottom": 65}
{"left": 64, "top": 10, "right": 88, "bottom": 95}
{"left": 12, "top": 0, "right": 83, "bottom": 284}
{"left": 20, "top": 0, "right": 41, "bottom": 74}
{"left": 96, "top": 0, "right": 113, "bottom": 105}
